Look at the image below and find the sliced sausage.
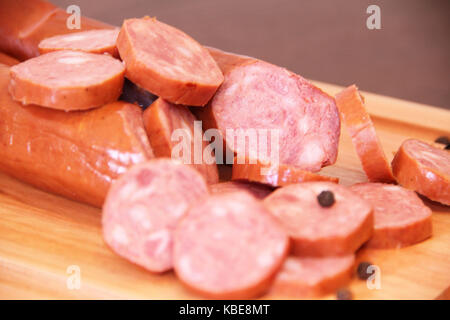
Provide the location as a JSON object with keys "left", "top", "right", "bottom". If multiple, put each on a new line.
{"left": 0, "top": 52, "right": 19, "bottom": 66}
{"left": 0, "top": 64, "right": 152, "bottom": 207}
{"left": 271, "top": 255, "right": 355, "bottom": 298}
{"left": 117, "top": 17, "right": 223, "bottom": 106}
{"left": 349, "top": 183, "right": 432, "bottom": 248}
{"left": 232, "top": 159, "right": 339, "bottom": 187}
{"left": 335, "top": 85, "right": 395, "bottom": 183}
{"left": 120, "top": 78, "right": 157, "bottom": 109}
{"left": 143, "top": 98, "right": 219, "bottom": 183}
{"left": 209, "top": 181, "right": 273, "bottom": 199}
{"left": 0, "top": 1, "right": 112, "bottom": 60}
{"left": 391, "top": 139, "right": 450, "bottom": 205}
{"left": 102, "top": 159, "right": 209, "bottom": 273}
{"left": 264, "top": 182, "right": 373, "bottom": 256}
{"left": 194, "top": 48, "right": 340, "bottom": 172}
{"left": 9, "top": 50, "right": 125, "bottom": 111}
{"left": 38, "top": 29, "right": 120, "bottom": 57}
{"left": 174, "top": 192, "right": 289, "bottom": 299}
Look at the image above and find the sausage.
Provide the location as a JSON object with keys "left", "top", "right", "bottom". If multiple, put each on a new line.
{"left": 263, "top": 182, "right": 373, "bottom": 256}
{"left": 335, "top": 85, "right": 395, "bottom": 183}
{"left": 38, "top": 28, "right": 120, "bottom": 57}
{"left": 9, "top": 50, "right": 125, "bottom": 111}
{"left": 271, "top": 255, "right": 355, "bottom": 298}
{"left": 209, "top": 181, "right": 273, "bottom": 199}
{"left": 0, "top": 64, "right": 153, "bottom": 207}
{"left": 0, "top": 0, "right": 113, "bottom": 60}
{"left": 0, "top": 52, "right": 19, "bottom": 66}
{"left": 174, "top": 192, "right": 289, "bottom": 299}
{"left": 232, "top": 159, "right": 339, "bottom": 187}
{"left": 143, "top": 98, "right": 219, "bottom": 183}
{"left": 194, "top": 48, "right": 340, "bottom": 172}
{"left": 391, "top": 139, "right": 450, "bottom": 205}
{"left": 102, "top": 159, "right": 209, "bottom": 273}
{"left": 349, "top": 183, "right": 432, "bottom": 248}
{"left": 116, "top": 17, "right": 223, "bottom": 106}
{"left": 119, "top": 78, "right": 157, "bottom": 109}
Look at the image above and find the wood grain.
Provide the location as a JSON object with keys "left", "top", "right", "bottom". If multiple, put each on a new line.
{"left": 0, "top": 83, "right": 449, "bottom": 299}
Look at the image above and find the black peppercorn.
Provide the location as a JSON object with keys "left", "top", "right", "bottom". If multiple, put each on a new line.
{"left": 435, "top": 136, "right": 450, "bottom": 145}
{"left": 336, "top": 288, "right": 353, "bottom": 300}
{"left": 357, "top": 261, "right": 374, "bottom": 280}
{"left": 317, "top": 190, "right": 335, "bottom": 207}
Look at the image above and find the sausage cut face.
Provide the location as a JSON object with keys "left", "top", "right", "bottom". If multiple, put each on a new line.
{"left": 350, "top": 183, "right": 432, "bottom": 248}
{"left": 264, "top": 182, "right": 373, "bottom": 256}
{"left": 210, "top": 61, "right": 340, "bottom": 172}
{"left": 102, "top": 159, "right": 209, "bottom": 273}
{"left": 174, "top": 192, "right": 289, "bottom": 299}
{"left": 117, "top": 17, "right": 223, "bottom": 106}
{"left": 9, "top": 50, "right": 125, "bottom": 111}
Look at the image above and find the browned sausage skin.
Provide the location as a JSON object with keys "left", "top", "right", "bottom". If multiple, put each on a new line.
{"left": 0, "top": 64, "right": 153, "bottom": 207}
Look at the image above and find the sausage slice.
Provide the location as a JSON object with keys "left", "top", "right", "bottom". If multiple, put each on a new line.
{"left": 391, "top": 139, "right": 450, "bottom": 205}
{"left": 9, "top": 50, "right": 125, "bottom": 111}
{"left": 38, "top": 29, "right": 120, "bottom": 57}
{"left": 271, "top": 255, "right": 355, "bottom": 298}
{"left": 117, "top": 17, "right": 223, "bottom": 106}
{"left": 335, "top": 85, "right": 395, "bottom": 183}
{"left": 232, "top": 159, "right": 339, "bottom": 187}
{"left": 264, "top": 182, "right": 373, "bottom": 256}
{"left": 174, "top": 192, "right": 289, "bottom": 299}
{"left": 195, "top": 48, "right": 340, "bottom": 171}
{"left": 350, "top": 183, "right": 432, "bottom": 248}
{"left": 102, "top": 159, "right": 209, "bottom": 273}
{"left": 143, "top": 98, "right": 219, "bottom": 183}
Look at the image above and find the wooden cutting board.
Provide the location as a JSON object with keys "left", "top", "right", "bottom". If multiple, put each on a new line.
{"left": 0, "top": 82, "right": 449, "bottom": 300}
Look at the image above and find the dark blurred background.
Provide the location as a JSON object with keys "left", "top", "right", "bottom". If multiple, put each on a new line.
{"left": 53, "top": 0, "right": 449, "bottom": 110}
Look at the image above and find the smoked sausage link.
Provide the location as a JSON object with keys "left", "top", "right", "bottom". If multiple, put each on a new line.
{"left": 0, "top": 64, "right": 153, "bottom": 207}
{"left": 350, "top": 183, "right": 432, "bottom": 248}
{"left": 391, "top": 139, "right": 450, "bottom": 205}
{"left": 264, "top": 182, "right": 373, "bottom": 256}
{"left": 174, "top": 192, "right": 289, "bottom": 299}
{"left": 102, "top": 159, "right": 209, "bottom": 273}
{"left": 117, "top": 17, "right": 224, "bottom": 106}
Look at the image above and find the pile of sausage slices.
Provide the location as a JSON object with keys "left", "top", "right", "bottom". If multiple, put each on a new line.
{"left": 0, "top": 0, "right": 448, "bottom": 299}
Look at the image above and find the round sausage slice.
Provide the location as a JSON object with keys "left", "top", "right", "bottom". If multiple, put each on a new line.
{"left": 264, "top": 182, "right": 373, "bottom": 256}
{"left": 195, "top": 49, "right": 340, "bottom": 172}
{"left": 209, "top": 181, "right": 273, "bottom": 199}
{"left": 102, "top": 159, "right": 209, "bottom": 273}
{"left": 117, "top": 17, "right": 223, "bottom": 106}
{"left": 38, "top": 29, "right": 120, "bottom": 57}
{"left": 391, "top": 139, "right": 450, "bottom": 205}
{"left": 350, "top": 183, "right": 432, "bottom": 248}
{"left": 143, "top": 98, "right": 219, "bottom": 184}
{"left": 271, "top": 255, "right": 355, "bottom": 298}
{"left": 9, "top": 50, "right": 125, "bottom": 111}
{"left": 174, "top": 192, "right": 289, "bottom": 299}
{"left": 335, "top": 85, "right": 395, "bottom": 183}
{"left": 232, "top": 159, "right": 339, "bottom": 187}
